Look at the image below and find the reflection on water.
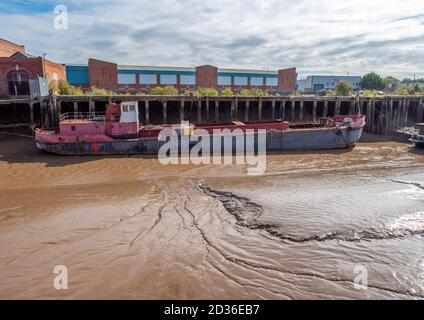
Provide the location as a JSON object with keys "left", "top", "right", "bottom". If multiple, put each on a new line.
{"left": 0, "top": 134, "right": 424, "bottom": 299}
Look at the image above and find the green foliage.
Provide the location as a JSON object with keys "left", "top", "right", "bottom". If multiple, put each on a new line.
{"left": 401, "top": 78, "right": 424, "bottom": 84}
{"left": 324, "top": 90, "right": 335, "bottom": 96}
{"left": 237, "top": 88, "right": 269, "bottom": 96}
{"left": 149, "top": 86, "right": 179, "bottom": 96}
{"left": 192, "top": 87, "right": 219, "bottom": 96}
{"left": 362, "top": 89, "right": 379, "bottom": 97}
{"left": 396, "top": 87, "right": 410, "bottom": 96}
{"left": 396, "top": 85, "right": 424, "bottom": 96}
{"left": 48, "top": 81, "right": 58, "bottom": 94}
{"left": 57, "top": 80, "right": 84, "bottom": 95}
{"left": 219, "top": 87, "right": 234, "bottom": 96}
{"left": 335, "top": 80, "right": 353, "bottom": 96}
{"left": 360, "top": 72, "right": 386, "bottom": 90}
{"left": 85, "top": 87, "right": 112, "bottom": 96}
{"left": 384, "top": 76, "right": 399, "bottom": 88}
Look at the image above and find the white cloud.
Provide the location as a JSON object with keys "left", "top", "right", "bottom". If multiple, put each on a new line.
{"left": 1, "top": 0, "right": 424, "bottom": 78}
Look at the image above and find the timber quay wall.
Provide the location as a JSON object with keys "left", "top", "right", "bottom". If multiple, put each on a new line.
{"left": 1, "top": 95, "right": 424, "bottom": 136}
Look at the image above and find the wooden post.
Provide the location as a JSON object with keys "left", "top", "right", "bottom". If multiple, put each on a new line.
{"left": 271, "top": 100, "right": 276, "bottom": 120}
{"left": 349, "top": 100, "right": 354, "bottom": 115}
{"left": 230, "top": 98, "right": 235, "bottom": 121}
{"left": 89, "top": 98, "right": 94, "bottom": 114}
{"left": 388, "top": 98, "right": 393, "bottom": 134}
{"left": 335, "top": 99, "right": 340, "bottom": 115}
{"left": 145, "top": 100, "right": 150, "bottom": 125}
{"left": 197, "top": 99, "right": 202, "bottom": 123}
{"left": 258, "top": 98, "right": 263, "bottom": 121}
{"left": 291, "top": 100, "right": 295, "bottom": 122}
{"left": 245, "top": 100, "right": 250, "bottom": 122}
{"left": 299, "top": 100, "right": 304, "bottom": 122}
{"left": 163, "top": 101, "right": 167, "bottom": 124}
{"left": 323, "top": 100, "right": 328, "bottom": 119}
{"left": 282, "top": 101, "right": 286, "bottom": 120}
{"left": 419, "top": 98, "right": 424, "bottom": 123}
{"left": 215, "top": 100, "right": 219, "bottom": 121}
{"left": 48, "top": 101, "right": 54, "bottom": 127}
{"left": 404, "top": 98, "right": 410, "bottom": 127}
{"left": 73, "top": 101, "right": 78, "bottom": 114}
{"left": 312, "top": 100, "right": 317, "bottom": 122}
{"left": 29, "top": 102, "right": 34, "bottom": 125}
{"left": 57, "top": 100, "right": 62, "bottom": 118}
{"left": 39, "top": 99, "right": 46, "bottom": 126}
{"left": 205, "top": 97, "right": 209, "bottom": 122}
{"left": 180, "top": 99, "right": 185, "bottom": 122}
{"left": 384, "top": 100, "right": 390, "bottom": 135}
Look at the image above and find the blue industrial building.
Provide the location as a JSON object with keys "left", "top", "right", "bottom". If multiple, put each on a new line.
{"left": 297, "top": 75, "right": 362, "bottom": 94}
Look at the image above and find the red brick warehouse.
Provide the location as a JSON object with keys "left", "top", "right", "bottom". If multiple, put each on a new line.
{"left": 0, "top": 38, "right": 66, "bottom": 97}
{"left": 66, "top": 59, "right": 297, "bottom": 95}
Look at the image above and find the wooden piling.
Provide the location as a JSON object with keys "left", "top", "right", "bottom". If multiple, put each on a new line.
{"left": 145, "top": 100, "right": 150, "bottom": 124}
{"left": 323, "top": 100, "right": 328, "bottom": 119}
{"left": 163, "top": 101, "right": 167, "bottom": 124}
{"left": 258, "top": 98, "right": 263, "bottom": 121}
{"left": 291, "top": 100, "right": 295, "bottom": 122}
{"left": 205, "top": 97, "right": 209, "bottom": 122}
{"left": 215, "top": 100, "right": 219, "bottom": 121}
{"left": 299, "top": 100, "right": 304, "bottom": 122}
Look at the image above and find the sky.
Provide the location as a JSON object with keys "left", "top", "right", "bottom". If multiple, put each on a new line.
{"left": 1, "top": 0, "right": 424, "bottom": 79}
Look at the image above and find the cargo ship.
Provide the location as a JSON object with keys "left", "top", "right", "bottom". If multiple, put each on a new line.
{"left": 35, "top": 101, "right": 366, "bottom": 155}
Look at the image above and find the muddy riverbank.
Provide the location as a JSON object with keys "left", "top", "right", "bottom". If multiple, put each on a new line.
{"left": 1, "top": 134, "right": 424, "bottom": 299}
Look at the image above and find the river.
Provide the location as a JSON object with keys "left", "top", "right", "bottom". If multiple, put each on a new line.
{"left": 1, "top": 133, "right": 424, "bottom": 299}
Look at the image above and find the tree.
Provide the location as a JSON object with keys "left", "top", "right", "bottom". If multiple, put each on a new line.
{"left": 360, "top": 72, "right": 386, "bottom": 90}
{"left": 384, "top": 76, "right": 399, "bottom": 89}
{"left": 335, "top": 80, "right": 353, "bottom": 96}
{"left": 149, "top": 86, "right": 179, "bottom": 95}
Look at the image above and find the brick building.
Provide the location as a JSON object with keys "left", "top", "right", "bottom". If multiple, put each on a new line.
{"left": 0, "top": 38, "right": 66, "bottom": 96}
{"left": 66, "top": 59, "right": 297, "bottom": 94}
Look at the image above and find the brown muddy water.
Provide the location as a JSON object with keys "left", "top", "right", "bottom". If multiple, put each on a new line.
{"left": 1, "top": 133, "right": 424, "bottom": 299}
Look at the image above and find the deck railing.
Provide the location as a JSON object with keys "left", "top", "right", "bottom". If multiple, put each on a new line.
{"left": 59, "top": 112, "right": 107, "bottom": 122}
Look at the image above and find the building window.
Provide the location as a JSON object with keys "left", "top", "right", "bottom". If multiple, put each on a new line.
{"left": 180, "top": 75, "right": 195, "bottom": 85}
{"left": 7, "top": 71, "right": 30, "bottom": 96}
{"left": 140, "top": 74, "right": 157, "bottom": 85}
{"left": 160, "top": 74, "right": 177, "bottom": 85}
{"left": 234, "top": 76, "right": 248, "bottom": 86}
{"left": 250, "top": 77, "right": 263, "bottom": 86}
{"left": 266, "top": 77, "right": 278, "bottom": 86}
{"left": 118, "top": 74, "right": 136, "bottom": 84}
{"left": 218, "top": 76, "right": 231, "bottom": 86}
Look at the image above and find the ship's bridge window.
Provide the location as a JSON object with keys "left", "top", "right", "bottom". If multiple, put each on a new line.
{"left": 129, "top": 105, "right": 136, "bottom": 112}
{"left": 123, "top": 105, "right": 128, "bottom": 112}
